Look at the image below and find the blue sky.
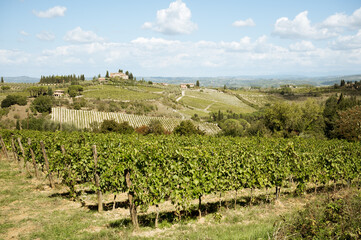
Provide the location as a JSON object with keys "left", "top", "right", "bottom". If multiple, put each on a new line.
{"left": 1, "top": 0, "right": 361, "bottom": 78}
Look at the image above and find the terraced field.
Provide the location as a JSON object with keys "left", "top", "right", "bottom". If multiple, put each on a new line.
{"left": 180, "top": 89, "right": 256, "bottom": 114}
{"left": 51, "top": 107, "right": 220, "bottom": 134}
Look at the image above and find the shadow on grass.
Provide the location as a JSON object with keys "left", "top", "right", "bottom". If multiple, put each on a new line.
{"left": 106, "top": 193, "right": 277, "bottom": 229}
{"left": 48, "top": 182, "right": 359, "bottom": 229}
{"left": 49, "top": 189, "right": 95, "bottom": 199}
{"left": 87, "top": 200, "right": 129, "bottom": 211}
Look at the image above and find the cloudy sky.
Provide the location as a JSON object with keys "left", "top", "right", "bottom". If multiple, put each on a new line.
{"left": 1, "top": 0, "right": 361, "bottom": 78}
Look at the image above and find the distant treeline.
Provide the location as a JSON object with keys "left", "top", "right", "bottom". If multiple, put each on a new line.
{"left": 39, "top": 74, "right": 85, "bottom": 84}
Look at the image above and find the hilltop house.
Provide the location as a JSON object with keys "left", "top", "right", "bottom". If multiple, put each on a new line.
{"left": 98, "top": 77, "right": 107, "bottom": 83}
{"left": 53, "top": 90, "right": 65, "bottom": 97}
{"left": 110, "top": 72, "right": 129, "bottom": 79}
{"left": 180, "top": 83, "right": 195, "bottom": 89}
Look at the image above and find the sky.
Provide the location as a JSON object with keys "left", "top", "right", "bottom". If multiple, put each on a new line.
{"left": 0, "top": 0, "right": 361, "bottom": 78}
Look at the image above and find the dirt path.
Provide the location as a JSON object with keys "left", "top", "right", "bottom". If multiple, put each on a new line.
{"left": 175, "top": 90, "right": 185, "bottom": 102}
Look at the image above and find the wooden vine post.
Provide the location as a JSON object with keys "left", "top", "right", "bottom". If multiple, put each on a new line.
{"left": 125, "top": 169, "right": 139, "bottom": 229}
{"left": 155, "top": 204, "right": 160, "bottom": 228}
{"left": 234, "top": 189, "right": 238, "bottom": 209}
{"left": 17, "top": 138, "right": 31, "bottom": 175}
{"left": 61, "top": 145, "right": 76, "bottom": 199}
{"left": 198, "top": 195, "right": 202, "bottom": 219}
{"left": 92, "top": 145, "right": 103, "bottom": 212}
{"left": 11, "top": 138, "right": 21, "bottom": 171}
{"left": 28, "top": 138, "right": 39, "bottom": 178}
{"left": 0, "top": 135, "right": 9, "bottom": 160}
{"left": 40, "top": 141, "right": 55, "bottom": 188}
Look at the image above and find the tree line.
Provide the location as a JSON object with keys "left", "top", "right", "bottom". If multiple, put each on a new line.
{"left": 39, "top": 74, "right": 85, "bottom": 84}
{"left": 213, "top": 92, "right": 361, "bottom": 141}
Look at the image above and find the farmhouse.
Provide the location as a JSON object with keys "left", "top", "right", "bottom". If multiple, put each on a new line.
{"left": 110, "top": 72, "right": 129, "bottom": 79}
{"left": 98, "top": 77, "right": 107, "bottom": 83}
{"left": 53, "top": 90, "right": 65, "bottom": 97}
{"left": 180, "top": 83, "right": 195, "bottom": 89}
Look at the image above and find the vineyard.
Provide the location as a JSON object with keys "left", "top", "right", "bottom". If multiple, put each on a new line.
{"left": 1, "top": 129, "right": 360, "bottom": 229}
{"left": 50, "top": 107, "right": 221, "bottom": 134}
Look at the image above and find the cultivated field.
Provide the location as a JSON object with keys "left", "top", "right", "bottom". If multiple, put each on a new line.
{"left": 51, "top": 107, "right": 220, "bottom": 134}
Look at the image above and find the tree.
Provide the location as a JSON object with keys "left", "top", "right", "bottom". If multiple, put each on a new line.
{"left": 174, "top": 120, "right": 204, "bottom": 136}
{"left": 118, "top": 69, "right": 123, "bottom": 73}
{"left": 264, "top": 102, "right": 303, "bottom": 136}
{"left": 148, "top": 120, "right": 165, "bottom": 135}
{"left": 220, "top": 119, "right": 244, "bottom": 136}
{"left": 125, "top": 71, "right": 129, "bottom": 76}
{"left": 340, "top": 79, "right": 345, "bottom": 87}
{"left": 118, "top": 121, "right": 134, "bottom": 134}
{"left": 129, "top": 73, "right": 133, "bottom": 80}
{"left": 100, "top": 120, "right": 134, "bottom": 134}
{"left": 100, "top": 120, "right": 119, "bottom": 133}
{"left": 335, "top": 105, "right": 361, "bottom": 141}
{"left": 106, "top": 71, "right": 109, "bottom": 78}
{"left": 31, "top": 95, "right": 53, "bottom": 113}
{"left": 323, "top": 94, "right": 360, "bottom": 138}
{"left": 47, "top": 87, "right": 53, "bottom": 96}
{"left": 196, "top": 80, "right": 200, "bottom": 87}
{"left": 1, "top": 77, "right": 3, "bottom": 83}
{"left": 68, "top": 85, "right": 83, "bottom": 97}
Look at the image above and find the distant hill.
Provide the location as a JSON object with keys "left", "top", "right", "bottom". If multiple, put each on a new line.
{"left": 3, "top": 76, "right": 39, "bottom": 83}
{"left": 3, "top": 74, "right": 361, "bottom": 87}
{"left": 144, "top": 74, "right": 361, "bottom": 88}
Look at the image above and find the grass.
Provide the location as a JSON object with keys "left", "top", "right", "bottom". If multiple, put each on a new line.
{"left": 208, "top": 102, "right": 255, "bottom": 114}
{"left": 185, "top": 89, "right": 256, "bottom": 113}
{"left": 179, "top": 108, "right": 210, "bottom": 118}
{"left": 180, "top": 96, "right": 213, "bottom": 110}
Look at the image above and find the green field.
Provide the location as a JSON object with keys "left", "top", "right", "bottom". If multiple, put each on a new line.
{"left": 179, "top": 96, "right": 213, "bottom": 110}
{"left": 184, "top": 89, "right": 256, "bottom": 113}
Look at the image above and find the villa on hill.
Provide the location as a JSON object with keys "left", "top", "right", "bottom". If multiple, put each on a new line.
{"left": 180, "top": 83, "right": 195, "bottom": 89}
{"left": 110, "top": 72, "right": 129, "bottom": 79}
{"left": 53, "top": 90, "right": 65, "bottom": 97}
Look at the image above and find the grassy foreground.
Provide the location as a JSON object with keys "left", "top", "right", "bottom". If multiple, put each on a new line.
{"left": 0, "top": 157, "right": 358, "bottom": 240}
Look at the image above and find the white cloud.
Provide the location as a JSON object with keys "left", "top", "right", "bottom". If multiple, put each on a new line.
{"left": 0, "top": 49, "right": 29, "bottom": 64}
{"left": 131, "top": 37, "right": 180, "bottom": 46}
{"left": 36, "top": 31, "right": 55, "bottom": 41}
{"left": 20, "top": 30, "right": 29, "bottom": 36}
{"left": 331, "top": 30, "right": 361, "bottom": 50}
{"left": 142, "top": 0, "right": 197, "bottom": 35}
{"left": 220, "top": 35, "right": 276, "bottom": 53}
{"left": 64, "top": 27, "right": 104, "bottom": 43}
{"left": 232, "top": 18, "right": 255, "bottom": 27}
{"left": 273, "top": 11, "right": 336, "bottom": 39}
{"left": 289, "top": 40, "right": 315, "bottom": 52}
{"left": 33, "top": 6, "right": 67, "bottom": 18}
{"left": 64, "top": 57, "right": 82, "bottom": 64}
{"left": 322, "top": 7, "right": 361, "bottom": 30}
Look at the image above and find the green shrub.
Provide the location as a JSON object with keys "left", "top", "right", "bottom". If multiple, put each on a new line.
{"left": 276, "top": 190, "right": 361, "bottom": 239}
{"left": 220, "top": 119, "right": 244, "bottom": 136}
{"left": 68, "top": 85, "right": 83, "bottom": 97}
{"left": 1, "top": 95, "right": 27, "bottom": 108}
{"left": 173, "top": 120, "right": 204, "bottom": 136}
{"left": 31, "top": 95, "right": 53, "bottom": 113}
{"left": 1, "top": 85, "right": 10, "bottom": 91}
{"left": 148, "top": 120, "right": 166, "bottom": 135}
{"left": 100, "top": 119, "right": 134, "bottom": 134}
